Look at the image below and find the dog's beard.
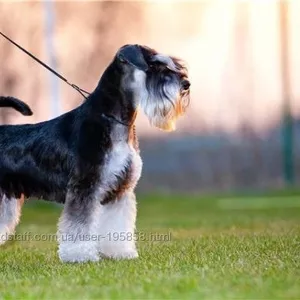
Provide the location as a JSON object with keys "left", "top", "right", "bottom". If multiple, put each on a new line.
{"left": 128, "top": 54, "right": 190, "bottom": 132}
{"left": 140, "top": 80, "right": 187, "bottom": 132}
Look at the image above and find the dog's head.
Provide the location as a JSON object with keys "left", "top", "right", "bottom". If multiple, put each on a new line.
{"left": 114, "top": 44, "right": 190, "bottom": 131}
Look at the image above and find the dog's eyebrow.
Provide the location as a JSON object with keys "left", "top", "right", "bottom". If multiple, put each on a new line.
{"left": 150, "top": 55, "right": 177, "bottom": 72}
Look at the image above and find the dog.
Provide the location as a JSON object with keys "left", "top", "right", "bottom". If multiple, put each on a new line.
{"left": 0, "top": 44, "right": 190, "bottom": 262}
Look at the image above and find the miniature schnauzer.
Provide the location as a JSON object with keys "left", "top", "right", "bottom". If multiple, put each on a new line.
{"left": 0, "top": 44, "right": 190, "bottom": 262}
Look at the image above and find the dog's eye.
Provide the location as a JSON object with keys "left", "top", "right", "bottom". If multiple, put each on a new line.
{"left": 181, "top": 80, "right": 190, "bottom": 90}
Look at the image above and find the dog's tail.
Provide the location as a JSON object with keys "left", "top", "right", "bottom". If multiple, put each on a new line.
{"left": 0, "top": 96, "right": 33, "bottom": 116}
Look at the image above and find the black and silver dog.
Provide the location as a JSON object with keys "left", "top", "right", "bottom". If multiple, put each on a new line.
{"left": 0, "top": 45, "right": 190, "bottom": 262}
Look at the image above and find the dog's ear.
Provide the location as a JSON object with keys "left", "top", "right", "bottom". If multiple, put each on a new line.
{"left": 118, "top": 45, "right": 148, "bottom": 71}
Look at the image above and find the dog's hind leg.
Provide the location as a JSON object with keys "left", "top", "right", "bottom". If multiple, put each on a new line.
{"left": 0, "top": 194, "right": 24, "bottom": 245}
{"left": 97, "top": 191, "right": 138, "bottom": 260}
{"left": 57, "top": 188, "right": 101, "bottom": 263}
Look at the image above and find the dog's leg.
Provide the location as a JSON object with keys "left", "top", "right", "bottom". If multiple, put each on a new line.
{"left": 98, "top": 191, "right": 138, "bottom": 260}
{"left": 0, "top": 194, "right": 24, "bottom": 245}
{"left": 57, "top": 189, "right": 101, "bottom": 263}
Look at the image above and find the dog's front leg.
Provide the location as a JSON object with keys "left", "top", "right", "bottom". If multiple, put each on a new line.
{"left": 57, "top": 188, "right": 100, "bottom": 263}
{"left": 97, "top": 191, "right": 138, "bottom": 260}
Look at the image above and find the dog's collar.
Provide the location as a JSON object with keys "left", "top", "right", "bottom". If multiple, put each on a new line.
{"left": 101, "top": 113, "right": 130, "bottom": 127}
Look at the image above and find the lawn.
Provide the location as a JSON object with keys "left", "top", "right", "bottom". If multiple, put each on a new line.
{"left": 0, "top": 193, "right": 299, "bottom": 299}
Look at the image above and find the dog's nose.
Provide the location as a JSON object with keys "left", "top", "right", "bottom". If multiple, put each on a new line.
{"left": 182, "top": 80, "right": 190, "bottom": 90}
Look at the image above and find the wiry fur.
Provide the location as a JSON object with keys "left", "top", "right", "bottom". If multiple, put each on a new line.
{"left": 0, "top": 44, "right": 190, "bottom": 262}
{"left": 139, "top": 46, "right": 190, "bottom": 131}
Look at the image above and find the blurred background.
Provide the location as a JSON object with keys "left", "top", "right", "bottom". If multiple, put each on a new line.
{"left": 0, "top": 0, "right": 299, "bottom": 194}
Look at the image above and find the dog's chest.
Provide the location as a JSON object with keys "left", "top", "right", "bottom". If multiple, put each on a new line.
{"left": 99, "top": 141, "right": 142, "bottom": 204}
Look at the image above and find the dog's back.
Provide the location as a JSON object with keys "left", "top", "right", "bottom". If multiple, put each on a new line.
{"left": 0, "top": 109, "right": 78, "bottom": 203}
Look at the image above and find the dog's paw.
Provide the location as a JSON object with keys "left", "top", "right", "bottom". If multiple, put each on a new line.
{"left": 58, "top": 243, "right": 100, "bottom": 263}
{"left": 0, "top": 234, "right": 8, "bottom": 245}
{"left": 59, "top": 251, "right": 101, "bottom": 263}
{"left": 100, "top": 249, "right": 138, "bottom": 260}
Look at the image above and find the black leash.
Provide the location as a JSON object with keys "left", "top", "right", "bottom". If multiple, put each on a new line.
{"left": 0, "top": 31, "right": 130, "bottom": 127}
{"left": 0, "top": 31, "right": 90, "bottom": 100}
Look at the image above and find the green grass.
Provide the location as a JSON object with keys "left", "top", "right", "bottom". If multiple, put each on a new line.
{"left": 0, "top": 193, "right": 299, "bottom": 299}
